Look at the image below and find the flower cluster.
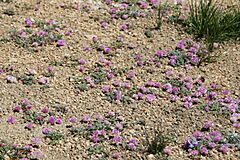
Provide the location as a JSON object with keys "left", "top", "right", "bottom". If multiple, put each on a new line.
{"left": 11, "top": 18, "right": 68, "bottom": 52}
{"left": 69, "top": 112, "right": 138, "bottom": 152}
{"left": 184, "top": 129, "right": 230, "bottom": 158}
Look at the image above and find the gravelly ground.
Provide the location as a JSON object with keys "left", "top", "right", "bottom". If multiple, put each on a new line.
{"left": 0, "top": 0, "right": 239, "bottom": 160}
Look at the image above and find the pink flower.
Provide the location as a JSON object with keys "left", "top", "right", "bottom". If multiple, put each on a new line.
{"left": 48, "top": 116, "right": 56, "bottom": 125}
{"left": 25, "top": 18, "right": 33, "bottom": 27}
{"left": 203, "top": 121, "right": 214, "bottom": 130}
{"left": 28, "top": 69, "right": 37, "bottom": 75}
{"left": 13, "top": 105, "right": 21, "bottom": 112}
{"left": 6, "top": 75, "right": 17, "bottom": 83}
{"left": 146, "top": 94, "right": 156, "bottom": 102}
{"left": 7, "top": 116, "right": 16, "bottom": 124}
{"left": 200, "top": 146, "right": 208, "bottom": 155}
{"left": 190, "top": 150, "right": 199, "bottom": 156}
{"left": 114, "top": 90, "right": 122, "bottom": 101}
{"left": 69, "top": 117, "right": 77, "bottom": 123}
{"left": 101, "top": 85, "right": 112, "bottom": 93}
{"left": 25, "top": 123, "right": 33, "bottom": 130}
{"left": 121, "top": 24, "right": 128, "bottom": 30}
{"left": 47, "top": 66, "right": 54, "bottom": 72}
{"left": 32, "top": 137, "right": 42, "bottom": 145}
{"left": 79, "top": 58, "right": 86, "bottom": 65}
{"left": 208, "top": 142, "right": 216, "bottom": 149}
{"left": 112, "top": 152, "right": 121, "bottom": 159}
{"left": 127, "top": 70, "right": 135, "bottom": 79}
{"left": 38, "top": 77, "right": 49, "bottom": 85}
{"left": 82, "top": 115, "right": 90, "bottom": 123}
{"left": 122, "top": 14, "right": 128, "bottom": 20}
{"left": 101, "top": 21, "right": 109, "bottom": 28}
{"left": 219, "top": 144, "right": 229, "bottom": 153}
{"left": 42, "top": 128, "right": 50, "bottom": 134}
{"left": 92, "top": 36, "right": 98, "bottom": 43}
{"left": 41, "top": 107, "right": 49, "bottom": 113}
{"left": 163, "top": 147, "right": 172, "bottom": 155}
{"left": 112, "top": 136, "right": 122, "bottom": 143}
{"left": 103, "top": 47, "right": 111, "bottom": 54}
{"left": 57, "top": 39, "right": 66, "bottom": 46}
{"left": 56, "top": 118, "right": 62, "bottom": 124}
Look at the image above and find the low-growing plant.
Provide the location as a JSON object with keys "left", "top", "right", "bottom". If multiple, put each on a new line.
{"left": 3, "top": 8, "right": 15, "bottom": 15}
{"left": 0, "top": 143, "right": 31, "bottom": 159}
{"left": 45, "top": 131, "right": 64, "bottom": 145}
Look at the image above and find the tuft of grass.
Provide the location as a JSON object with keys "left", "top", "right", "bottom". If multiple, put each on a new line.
{"left": 187, "top": 0, "right": 240, "bottom": 51}
{"left": 3, "top": 8, "right": 15, "bottom": 15}
{"left": 144, "top": 124, "right": 173, "bottom": 155}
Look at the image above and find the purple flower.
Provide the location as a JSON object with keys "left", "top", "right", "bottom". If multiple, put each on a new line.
{"left": 233, "top": 123, "right": 240, "bottom": 128}
{"left": 112, "top": 129, "right": 120, "bottom": 135}
{"left": 171, "top": 95, "right": 178, "bottom": 102}
{"left": 92, "top": 36, "right": 98, "bottom": 43}
{"left": 112, "top": 152, "right": 121, "bottom": 159}
{"left": 25, "top": 123, "right": 33, "bottom": 130}
{"left": 82, "top": 115, "right": 90, "bottom": 123}
{"left": 48, "top": 116, "right": 56, "bottom": 125}
{"left": 177, "top": 41, "right": 185, "bottom": 50}
{"left": 192, "top": 131, "right": 204, "bottom": 139}
{"left": 223, "top": 89, "right": 230, "bottom": 95}
{"left": 139, "top": 86, "right": 148, "bottom": 93}
{"left": 127, "top": 70, "right": 135, "bottom": 79}
{"left": 108, "top": 111, "right": 115, "bottom": 116}
{"left": 137, "top": 92, "right": 144, "bottom": 99}
{"left": 190, "top": 150, "right": 199, "bottom": 156}
{"left": 57, "top": 39, "right": 66, "bottom": 46}
{"left": 121, "top": 24, "right": 128, "bottom": 30}
{"left": 25, "top": 18, "right": 33, "bottom": 27}
{"left": 69, "top": 117, "right": 77, "bottom": 123}
{"left": 6, "top": 75, "right": 17, "bottom": 83}
{"left": 79, "top": 66, "right": 85, "bottom": 72}
{"left": 112, "top": 136, "right": 122, "bottom": 143}
{"left": 32, "top": 137, "right": 42, "bottom": 145}
{"left": 189, "top": 47, "right": 197, "bottom": 53}
{"left": 79, "top": 58, "right": 86, "bottom": 65}
{"left": 127, "top": 142, "right": 136, "bottom": 150}
{"left": 163, "top": 147, "right": 172, "bottom": 155}
{"left": 122, "top": 14, "right": 128, "bottom": 20}
{"left": 47, "top": 66, "right": 54, "bottom": 73}
{"left": 103, "top": 47, "right": 111, "bottom": 54}
{"left": 114, "top": 90, "right": 122, "bottom": 101}
{"left": 213, "top": 135, "right": 222, "bottom": 142}
{"left": 31, "top": 150, "right": 45, "bottom": 159}
{"left": 38, "top": 77, "right": 49, "bottom": 85}
{"left": 42, "top": 127, "right": 50, "bottom": 134}
{"left": 115, "top": 122, "right": 123, "bottom": 130}
{"left": 13, "top": 105, "right": 21, "bottom": 112}
{"left": 203, "top": 121, "right": 214, "bottom": 130}
{"left": 28, "top": 69, "right": 37, "bottom": 75}
{"left": 101, "top": 21, "right": 109, "bottom": 28}
{"left": 146, "top": 94, "right": 156, "bottom": 102}
{"left": 20, "top": 158, "right": 29, "bottom": 160}
{"left": 7, "top": 116, "right": 16, "bottom": 124}
{"left": 107, "top": 72, "right": 114, "bottom": 79}
{"left": 200, "top": 146, "right": 208, "bottom": 155}
{"left": 41, "top": 107, "right": 49, "bottom": 113}
{"left": 208, "top": 142, "right": 216, "bottom": 149}
{"left": 219, "top": 144, "right": 229, "bottom": 153}
{"left": 56, "top": 118, "right": 62, "bottom": 124}
{"left": 176, "top": 0, "right": 183, "bottom": 5}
